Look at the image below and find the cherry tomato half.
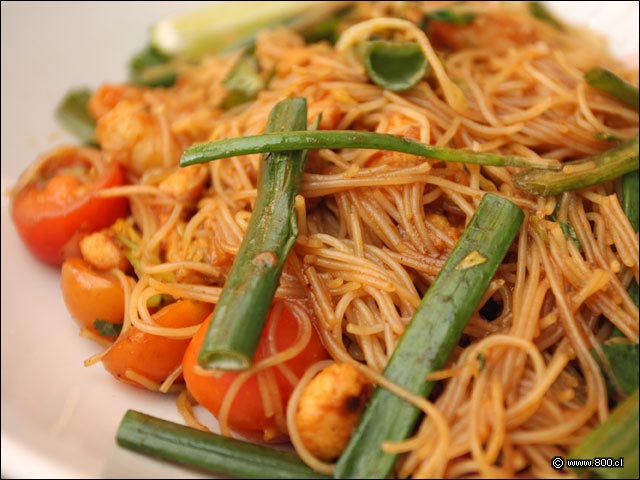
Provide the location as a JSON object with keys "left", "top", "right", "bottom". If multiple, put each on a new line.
{"left": 183, "top": 300, "right": 329, "bottom": 439}
{"left": 60, "top": 257, "right": 125, "bottom": 335}
{"left": 102, "top": 299, "right": 213, "bottom": 388}
{"left": 11, "top": 146, "right": 129, "bottom": 266}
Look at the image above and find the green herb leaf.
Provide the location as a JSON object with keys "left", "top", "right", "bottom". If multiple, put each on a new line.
{"left": 129, "top": 45, "right": 178, "bottom": 87}
{"left": 362, "top": 41, "right": 429, "bottom": 92}
{"left": 569, "top": 390, "right": 639, "bottom": 479}
{"left": 599, "top": 342, "right": 640, "bottom": 398}
{"left": 94, "top": 319, "right": 123, "bottom": 337}
{"left": 55, "top": 89, "right": 97, "bottom": 146}
{"left": 528, "top": 2, "right": 564, "bottom": 30}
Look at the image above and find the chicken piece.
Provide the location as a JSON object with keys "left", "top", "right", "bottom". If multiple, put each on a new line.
{"left": 294, "top": 362, "right": 370, "bottom": 461}
{"left": 79, "top": 230, "right": 129, "bottom": 272}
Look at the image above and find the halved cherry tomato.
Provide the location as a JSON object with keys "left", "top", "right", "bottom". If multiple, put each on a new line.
{"left": 183, "top": 300, "right": 329, "bottom": 439}
{"left": 10, "top": 146, "right": 129, "bottom": 266}
{"left": 102, "top": 299, "right": 213, "bottom": 388}
{"left": 60, "top": 257, "right": 125, "bottom": 335}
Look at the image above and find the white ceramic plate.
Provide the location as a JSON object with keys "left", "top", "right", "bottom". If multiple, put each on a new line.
{"left": 1, "top": 2, "right": 637, "bottom": 478}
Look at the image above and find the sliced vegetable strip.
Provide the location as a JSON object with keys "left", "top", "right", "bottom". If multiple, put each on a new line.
{"left": 181, "top": 130, "right": 560, "bottom": 170}
{"left": 197, "top": 98, "right": 308, "bottom": 371}
{"left": 568, "top": 390, "right": 639, "bottom": 479}
{"left": 117, "top": 410, "right": 329, "bottom": 479}
{"left": 585, "top": 67, "right": 639, "bottom": 110}
{"left": 334, "top": 193, "right": 524, "bottom": 478}
{"left": 513, "top": 135, "right": 639, "bottom": 196}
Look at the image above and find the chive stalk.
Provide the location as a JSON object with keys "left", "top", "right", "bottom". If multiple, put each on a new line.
{"left": 334, "top": 193, "right": 524, "bottom": 478}
{"left": 568, "top": 390, "right": 639, "bottom": 479}
{"left": 513, "top": 135, "right": 639, "bottom": 197}
{"left": 197, "top": 98, "right": 308, "bottom": 371}
{"left": 116, "top": 410, "right": 329, "bottom": 479}
{"left": 181, "top": 130, "right": 561, "bottom": 170}
{"left": 585, "top": 67, "right": 639, "bottom": 110}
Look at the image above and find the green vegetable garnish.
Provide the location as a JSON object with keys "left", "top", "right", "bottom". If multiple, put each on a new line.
{"left": 93, "top": 319, "right": 123, "bottom": 338}
{"left": 55, "top": 89, "right": 96, "bottom": 145}
{"left": 585, "top": 67, "right": 639, "bottom": 110}
{"left": 129, "top": 45, "right": 178, "bottom": 87}
{"left": 335, "top": 193, "right": 523, "bottom": 478}
{"left": 197, "top": 98, "right": 309, "bottom": 371}
{"left": 513, "top": 135, "right": 639, "bottom": 196}
{"left": 221, "top": 48, "right": 267, "bottom": 109}
{"left": 181, "top": 130, "right": 561, "bottom": 170}
{"left": 117, "top": 410, "right": 329, "bottom": 479}
{"left": 569, "top": 390, "right": 639, "bottom": 479}
{"left": 362, "top": 41, "right": 429, "bottom": 92}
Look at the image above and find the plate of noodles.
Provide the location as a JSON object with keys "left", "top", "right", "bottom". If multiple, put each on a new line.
{"left": 1, "top": 1, "right": 638, "bottom": 478}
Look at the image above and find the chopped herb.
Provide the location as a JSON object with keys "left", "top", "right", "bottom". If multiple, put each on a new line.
{"left": 559, "top": 221, "right": 582, "bottom": 252}
{"left": 476, "top": 352, "right": 486, "bottom": 371}
{"left": 94, "top": 319, "right": 123, "bottom": 337}
{"left": 594, "top": 132, "right": 622, "bottom": 142}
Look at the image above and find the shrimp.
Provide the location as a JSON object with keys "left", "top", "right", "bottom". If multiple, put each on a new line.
{"left": 294, "top": 362, "right": 371, "bottom": 461}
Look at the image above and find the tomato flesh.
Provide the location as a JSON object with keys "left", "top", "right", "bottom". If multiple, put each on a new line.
{"left": 11, "top": 146, "right": 129, "bottom": 265}
{"left": 183, "top": 300, "right": 329, "bottom": 438}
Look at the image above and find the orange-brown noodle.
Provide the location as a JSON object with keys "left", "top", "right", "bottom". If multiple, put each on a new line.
{"left": 73, "top": 2, "right": 637, "bottom": 478}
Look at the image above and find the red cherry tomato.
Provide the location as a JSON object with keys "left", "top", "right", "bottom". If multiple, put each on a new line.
{"left": 183, "top": 300, "right": 329, "bottom": 439}
{"left": 11, "top": 146, "right": 129, "bottom": 265}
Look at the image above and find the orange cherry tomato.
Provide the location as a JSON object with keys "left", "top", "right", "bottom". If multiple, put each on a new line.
{"left": 183, "top": 300, "right": 330, "bottom": 438}
{"left": 10, "top": 146, "right": 129, "bottom": 266}
{"left": 102, "top": 299, "right": 212, "bottom": 388}
{"left": 60, "top": 257, "right": 125, "bottom": 335}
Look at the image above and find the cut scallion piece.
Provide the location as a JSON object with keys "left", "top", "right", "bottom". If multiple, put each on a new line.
{"left": 334, "top": 193, "right": 524, "bottom": 478}
{"left": 585, "top": 67, "right": 639, "bottom": 110}
{"left": 117, "top": 410, "right": 329, "bottom": 479}
{"left": 197, "top": 98, "right": 309, "bottom": 371}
